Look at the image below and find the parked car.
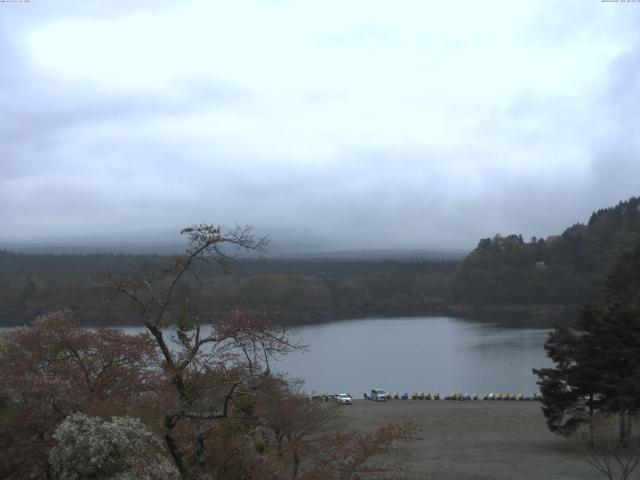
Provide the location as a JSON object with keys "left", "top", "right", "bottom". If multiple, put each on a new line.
{"left": 336, "top": 393, "right": 352, "bottom": 405}
{"left": 370, "top": 388, "right": 387, "bottom": 401}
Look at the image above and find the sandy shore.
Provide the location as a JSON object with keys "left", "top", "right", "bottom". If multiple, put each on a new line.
{"left": 333, "top": 400, "right": 600, "bottom": 480}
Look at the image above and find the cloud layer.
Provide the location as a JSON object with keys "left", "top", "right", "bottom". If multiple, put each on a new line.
{"left": 1, "top": 0, "right": 639, "bottom": 251}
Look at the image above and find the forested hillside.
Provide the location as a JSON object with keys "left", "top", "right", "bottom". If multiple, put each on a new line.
{"left": 1, "top": 196, "right": 638, "bottom": 326}
{"left": 0, "top": 252, "right": 455, "bottom": 325}
{"left": 452, "top": 196, "right": 640, "bottom": 305}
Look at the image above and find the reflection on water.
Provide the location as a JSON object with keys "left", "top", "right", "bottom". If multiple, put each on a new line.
{"left": 115, "top": 316, "right": 550, "bottom": 396}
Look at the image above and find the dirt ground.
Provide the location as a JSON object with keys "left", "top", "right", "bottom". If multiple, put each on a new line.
{"left": 332, "top": 399, "right": 602, "bottom": 480}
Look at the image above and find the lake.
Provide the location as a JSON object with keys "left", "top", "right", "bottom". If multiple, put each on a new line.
{"left": 121, "top": 316, "right": 551, "bottom": 397}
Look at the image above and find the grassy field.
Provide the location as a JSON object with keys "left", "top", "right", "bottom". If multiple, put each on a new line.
{"left": 333, "top": 399, "right": 601, "bottom": 480}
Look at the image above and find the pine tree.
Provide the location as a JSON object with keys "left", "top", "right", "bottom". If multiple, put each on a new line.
{"left": 534, "top": 244, "right": 640, "bottom": 444}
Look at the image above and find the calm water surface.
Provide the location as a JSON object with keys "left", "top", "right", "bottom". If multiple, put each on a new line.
{"left": 122, "top": 316, "right": 551, "bottom": 396}
{"left": 282, "top": 316, "right": 550, "bottom": 396}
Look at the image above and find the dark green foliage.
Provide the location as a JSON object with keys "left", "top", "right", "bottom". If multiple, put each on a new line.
{"left": 606, "top": 245, "right": 640, "bottom": 310}
{"left": 534, "top": 244, "right": 640, "bottom": 440}
{"left": 593, "top": 247, "right": 640, "bottom": 417}
{"left": 0, "top": 249, "right": 456, "bottom": 325}
{"left": 453, "top": 196, "right": 640, "bottom": 305}
{"left": 534, "top": 308, "right": 606, "bottom": 436}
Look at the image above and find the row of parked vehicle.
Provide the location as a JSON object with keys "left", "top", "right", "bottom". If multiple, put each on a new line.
{"left": 311, "top": 390, "right": 542, "bottom": 404}
{"left": 364, "top": 390, "right": 541, "bottom": 401}
{"left": 309, "top": 393, "right": 354, "bottom": 404}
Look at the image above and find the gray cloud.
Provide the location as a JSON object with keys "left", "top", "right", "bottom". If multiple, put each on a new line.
{"left": 1, "top": 1, "right": 639, "bottom": 252}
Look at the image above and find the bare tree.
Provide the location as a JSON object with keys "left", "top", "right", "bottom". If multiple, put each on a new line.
{"left": 261, "top": 377, "right": 336, "bottom": 477}
{"left": 585, "top": 414, "right": 640, "bottom": 480}
{"left": 105, "top": 224, "right": 303, "bottom": 480}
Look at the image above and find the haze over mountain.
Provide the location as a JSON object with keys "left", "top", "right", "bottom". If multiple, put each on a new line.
{"left": 1, "top": 195, "right": 637, "bottom": 328}
{"left": 1, "top": 1, "right": 639, "bottom": 252}
{"left": 0, "top": 226, "right": 465, "bottom": 259}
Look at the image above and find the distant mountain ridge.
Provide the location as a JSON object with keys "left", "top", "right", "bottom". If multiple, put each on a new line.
{"left": 0, "top": 196, "right": 639, "bottom": 326}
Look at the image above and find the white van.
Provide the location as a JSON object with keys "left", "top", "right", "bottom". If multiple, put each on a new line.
{"left": 370, "top": 388, "right": 387, "bottom": 401}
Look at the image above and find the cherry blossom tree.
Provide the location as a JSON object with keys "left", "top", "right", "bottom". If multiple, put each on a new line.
{"left": 0, "top": 310, "right": 159, "bottom": 479}
{"left": 49, "top": 413, "right": 179, "bottom": 480}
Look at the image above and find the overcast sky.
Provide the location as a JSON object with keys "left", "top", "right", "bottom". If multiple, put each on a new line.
{"left": 1, "top": 0, "right": 639, "bottom": 251}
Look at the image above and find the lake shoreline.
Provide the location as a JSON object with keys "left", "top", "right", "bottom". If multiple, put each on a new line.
{"left": 3, "top": 315, "right": 552, "bottom": 396}
{"left": 0, "top": 303, "right": 579, "bottom": 328}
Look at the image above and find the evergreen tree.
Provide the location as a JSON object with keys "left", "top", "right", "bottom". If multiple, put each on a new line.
{"left": 534, "top": 244, "right": 640, "bottom": 444}
{"left": 533, "top": 310, "right": 604, "bottom": 441}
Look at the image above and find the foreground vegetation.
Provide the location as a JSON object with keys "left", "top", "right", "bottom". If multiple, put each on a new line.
{"left": 535, "top": 243, "right": 640, "bottom": 444}
{"left": 0, "top": 225, "right": 418, "bottom": 480}
{"left": 534, "top": 243, "right": 640, "bottom": 480}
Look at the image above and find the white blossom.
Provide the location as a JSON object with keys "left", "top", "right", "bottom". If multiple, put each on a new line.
{"left": 49, "top": 413, "right": 179, "bottom": 480}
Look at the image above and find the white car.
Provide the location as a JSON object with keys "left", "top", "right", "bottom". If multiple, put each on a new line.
{"left": 370, "top": 389, "right": 387, "bottom": 401}
{"left": 336, "top": 393, "right": 352, "bottom": 405}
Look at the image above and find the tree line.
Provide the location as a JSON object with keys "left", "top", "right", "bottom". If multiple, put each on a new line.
{"left": 452, "top": 196, "right": 640, "bottom": 306}
{"left": 0, "top": 251, "right": 456, "bottom": 326}
{"left": 0, "top": 196, "right": 639, "bottom": 326}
